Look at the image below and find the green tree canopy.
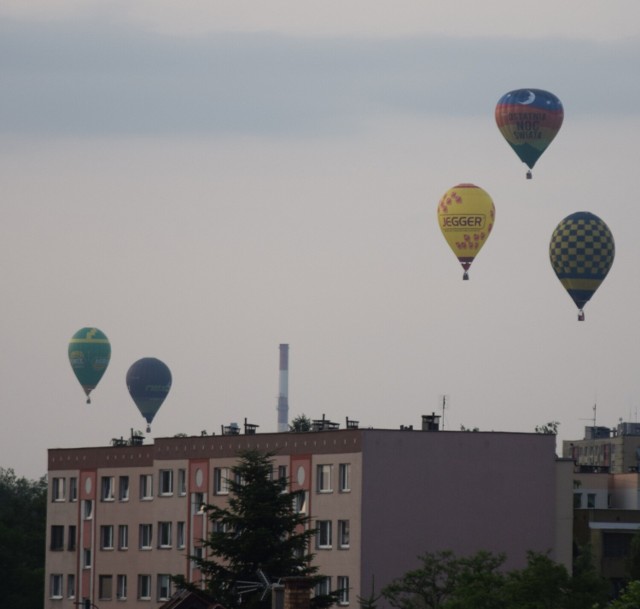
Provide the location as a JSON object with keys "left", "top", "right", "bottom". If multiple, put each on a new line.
{"left": 0, "top": 468, "right": 47, "bottom": 609}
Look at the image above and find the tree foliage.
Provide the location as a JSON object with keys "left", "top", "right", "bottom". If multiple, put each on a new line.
{"left": 0, "top": 468, "right": 47, "bottom": 609}
{"left": 382, "top": 550, "right": 609, "bottom": 609}
{"left": 190, "top": 450, "right": 328, "bottom": 609}
{"left": 535, "top": 421, "right": 560, "bottom": 435}
{"left": 289, "top": 414, "right": 312, "bottom": 432}
{"left": 609, "top": 580, "right": 640, "bottom": 609}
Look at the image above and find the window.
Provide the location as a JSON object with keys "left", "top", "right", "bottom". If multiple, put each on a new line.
{"left": 140, "top": 524, "right": 153, "bottom": 549}
{"left": 68, "top": 525, "right": 76, "bottom": 551}
{"left": 101, "top": 476, "right": 115, "bottom": 501}
{"left": 99, "top": 575, "right": 113, "bottom": 600}
{"left": 158, "top": 574, "right": 172, "bottom": 600}
{"left": 192, "top": 491, "right": 205, "bottom": 515}
{"left": 118, "top": 524, "right": 129, "bottom": 550}
{"left": 159, "top": 469, "right": 173, "bottom": 496}
{"left": 83, "top": 548, "right": 92, "bottom": 568}
{"left": 52, "top": 477, "right": 65, "bottom": 502}
{"left": 140, "top": 474, "right": 153, "bottom": 499}
{"left": 50, "top": 525, "right": 64, "bottom": 550}
{"left": 278, "top": 465, "right": 287, "bottom": 480}
{"left": 338, "top": 520, "right": 350, "bottom": 549}
{"left": 69, "top": 477, "right": 78, "bottom": 502}
{"left": 119, "top": 476, "right": 130, "bottom": 501}
{"left": 158, "top": 521, "right": 172, "bottom": 548}
{"left": 339, "top": 464, "right": 351, "bottom": 492}
{"left": 83, "top": 499, "right": 93, "bottom": 520}
{"left": 214, "top": 467, "right": 230, "bottom": 495}
{"left": 315, "top": 576, "right": 331, "bottom": 597}
{"left": 117, "top": 574, "right": 127, "bottom": 600}
{"left": 177, "top": 521, "right": 186, "bottom": 549}
{"left": 317, "top": 465, "right": 332, "bottom": 493}
{"left": 317, "top": 520, "right": 332, "bottom": 549}
{"left": 294, "top": 490, "right": 308, "bottom": 514}
{"left": 138, "top": 574, "right": 152, "bottom": 600}
{"left": 50, "top": 574, "right": 63, "bottom": 598}
{"left": 587, "top": 493, "right": 596, "bottom": 508}
{"left": 100, "top": 525, "right": 114, "bottom": 550}
{"left": 67, "top": 574, "right": 76, "bottom": 599}
{"left": 178, "top": 468, "right": 187, "bottom": 495}
{"left": 337, "top": 576, "right": 350, "bottom": 605}
{"left": 573, "top": 492, "right": 582, "bottom": 509}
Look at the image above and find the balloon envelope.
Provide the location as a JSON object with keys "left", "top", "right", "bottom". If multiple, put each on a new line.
{"left": 126, "top": 357, "right": 172, "bottom": 429}
{"left": 549, "top": 211, "right": 615, "bottom": 320}
{"left": 495, "top": 89, "right": 564, "bottom": 175}
{"left": 68, "top": 327, "right": 111, "bottom": 403}
{"left": 437, "top": 183, "right": 495, "bottom": 279}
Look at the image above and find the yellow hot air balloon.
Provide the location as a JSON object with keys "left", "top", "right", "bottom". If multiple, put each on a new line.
{"left": 437, "top": 183, "right": 495, "bottom": 279}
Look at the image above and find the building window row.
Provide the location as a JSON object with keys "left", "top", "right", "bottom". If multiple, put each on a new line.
{"left": 51, "top": 476, "right": 78, "bottom": 502}
{"left": 95, "top": 521, "right": 186, "bottom": 551}
{"left": 97, "top": 574, "right": 129, "bottom": 601}
{"left": 50, "top": 524, "right": 76, "bottom": 551}
{"left": 315, "top": 576, "right": 350, "bottom": 605}
{"left": 133, "top": 574, "right": 172, "bottom": 601}
{"left": 316, "top": 463, "right": 351, "bottom": 493}
{"left": 316, "top": 519, "right": 350, "bottom": 550}
{"left": 50, "top": 574, "right": 76, "bottom": 600}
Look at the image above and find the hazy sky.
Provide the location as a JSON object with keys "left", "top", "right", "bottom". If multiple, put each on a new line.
{"left": 2, "top": 1, "right": 640, "bottom": 479}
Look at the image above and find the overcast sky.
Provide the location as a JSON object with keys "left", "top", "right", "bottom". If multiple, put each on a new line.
{"left": 2, "top": 1, "right": 640, "bottom": 479}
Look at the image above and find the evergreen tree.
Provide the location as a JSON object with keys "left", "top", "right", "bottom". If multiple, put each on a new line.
{"left": 190, "top": 450, "right": 325, "bottom": 609}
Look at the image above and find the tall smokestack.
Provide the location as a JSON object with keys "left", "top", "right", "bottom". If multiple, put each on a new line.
{"left": 277, "top": 344, "right": 289, "bottom": 432}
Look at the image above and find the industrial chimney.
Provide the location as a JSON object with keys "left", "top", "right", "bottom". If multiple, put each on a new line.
{"left": 277, "top": 344, "right": 289, "bottom": 432}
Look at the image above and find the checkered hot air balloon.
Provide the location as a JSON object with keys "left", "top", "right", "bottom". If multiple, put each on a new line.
{"left": 549, "top": 212, "right": 615, "bottom": 321}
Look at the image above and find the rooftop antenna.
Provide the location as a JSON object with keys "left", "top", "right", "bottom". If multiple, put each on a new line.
{"left": 439, "top": 394, "right": 449, "bottom": 430}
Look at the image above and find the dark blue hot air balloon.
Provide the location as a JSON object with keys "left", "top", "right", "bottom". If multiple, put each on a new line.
{"left": 126, "top": 357, "right": 172, "bottom": 432}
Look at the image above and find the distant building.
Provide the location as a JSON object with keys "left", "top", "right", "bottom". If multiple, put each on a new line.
{"left": 562, "top": 422, "right": 640, "bottom": 474}
{"left": 45, "top": 419, "right": 570, "bottom": 608}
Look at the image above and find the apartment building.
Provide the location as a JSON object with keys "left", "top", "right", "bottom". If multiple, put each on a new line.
{"left": 45, "top": 422, "right": 569, "bottom": 608}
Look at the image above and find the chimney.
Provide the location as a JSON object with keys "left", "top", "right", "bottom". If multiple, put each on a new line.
{"left": 277, "top": 344, "right": 289, "bottom": 432}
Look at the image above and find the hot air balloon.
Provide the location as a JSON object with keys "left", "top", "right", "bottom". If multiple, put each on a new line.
{"left": 68, "top": 327, "right": 111, "bottom": 403}
{"left": 549, "top": 212, "right": 615, "bottom": 321}
{"left": 127, "top": 357, "right": 172, "bottom": 432}
{"left": 495, "top": 89, "right": 564, "bottom": 179}
{"left": 437, "top": 183, "right": 495, "bottom": 280}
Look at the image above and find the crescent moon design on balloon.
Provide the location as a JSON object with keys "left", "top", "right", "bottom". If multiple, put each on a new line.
{"left": 518, "top": 90, "right": 536, "bottom": 105}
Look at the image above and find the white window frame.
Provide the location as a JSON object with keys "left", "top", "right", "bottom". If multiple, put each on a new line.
{"left": 67, "top": 574, "right": 76, "bottom": 599}
{"left": 158, "top": 521, "right": 172, "bottom": 548}
{"left": 119, "top": 476, "right": 130, "bottom": 501}
{"left": 50, "top": 525, "right": 64, "bottom": 551}
{"left": 178, "top": 468, "right": 187, "bottom": 496}
{"left": 158, "top": 574, "right": 172, "bottom": 601}
{"left": 100, "top": 524, "right": 114, "bottom": 550}
{"left": 99, "top": 574, "right": 113, "bottom": 600}
{"left": 338, "top": 520, "right": 350, "bottom": 549}
{"left": 214, "top": 467, "right": 230, "bottom": 495}
{"left": 101, "top": 476, "right": 115, "bottom": 501}
{"left": 52, "top": 477, "right": 65, "bottom": 502}
{"left": 118, "top": 524, "right": 129, "bottom": 550}
{"left": 83, "top": 548, "right": 92, "bottom": 569}
{"left": 50, "top": 574, "right": 63, "bottom": 599}
{"left": 315, "top": 576, "right": 331, "bottom": 597}
{"left": 177, "top": 521, "right": 186, "bottom": 549}
{"left": 138, "top": 574, "right": 152, "bottom": 600}
{"left": 316, "top": 465, "right": 332, "bottom": 493}
{"left": 317, "top": 520, "right": 332, "bottom": 549}
{"left": 339, "top": 463, "right": 351, "bottom": 492}
{"left": 140, "top": 524, "right": 153, "bottom": 549}
{"left": 117, "top": 574, "right": 127, "bottom": 600}
{"left": 337, "top": 576, "right": 350, "bottom": 605}
{"left": 83, "top": 499, "right": 93, "bottom": 520}
{"left": 159, "top": 469, "right": 173, "bottom": 496}
{"left": 294, "top": 490, "right": 308, "bottom": 514}
{"left": 69, "top": 477, "right": 78, "bottom": 502}
{"left": 140, "top": 474, "right": 153, "bottom": 499}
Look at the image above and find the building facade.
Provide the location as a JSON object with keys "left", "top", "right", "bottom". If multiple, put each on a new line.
{"left": 46, "top": 426, "right": 568, "bottom": 609}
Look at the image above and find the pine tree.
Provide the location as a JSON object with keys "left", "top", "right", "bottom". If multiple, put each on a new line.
{"left": 191, "top": 450, "right": 321, "bottom": 609}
